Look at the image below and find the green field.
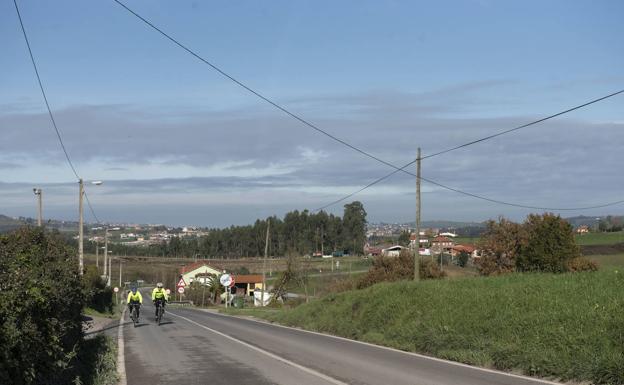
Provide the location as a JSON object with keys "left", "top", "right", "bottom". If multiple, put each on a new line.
{"left": 588, "top": 253, "right": 624, "bottom": 268}
{"left": 250, "top": 271, "right": 624, "bottom": 384}
{"left": 575, "top": 231, "right": 624, "bottom": 245}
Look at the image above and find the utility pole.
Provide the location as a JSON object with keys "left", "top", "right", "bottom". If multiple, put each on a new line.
{"left": 104, "top": 227, "right": 109, "bottom": 277}
{"left": 33, "top": 188, "right": 42, "bottom": 227}
{"left": 414, "top": 148, "right": 421, "bottom": 281}
{"left": 78, "top": 179, "right": 84, "bottom": 275}
{"left": 107, "top": 254, "right": 112, "bottom": 287}
{"left": 119, "top": 257, "right": 122, "bottom": 288}
{"left": 95, "top": 240, "right": 99, "bottom": 269}
{"left": 262, "top": 219, "right": 270, "bottom": 306}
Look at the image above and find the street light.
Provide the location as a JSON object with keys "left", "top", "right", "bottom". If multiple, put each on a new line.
{"left": 33, "top": 188, "right": 42, "bottom": 227}
{"left": 78, "top": 179, "right": 103, "bottom": 275}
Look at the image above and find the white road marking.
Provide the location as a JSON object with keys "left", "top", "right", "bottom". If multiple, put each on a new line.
{"left": 168, "top": 312, "right": 348, "bottom": 385}
{"left": 117, "top": 307, "right": 127, "bottom": 385}
{"left": 200, "top": 310, "right": 563, "bottom": 385}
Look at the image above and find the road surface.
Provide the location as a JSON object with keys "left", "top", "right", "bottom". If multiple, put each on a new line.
{"left": 123, "top": 300, "right": 559, "bottom": 385}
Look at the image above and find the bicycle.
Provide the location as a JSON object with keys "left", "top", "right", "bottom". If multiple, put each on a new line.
{"left": 154, "top": 299, "right": 165, "bottom": 325}
{"left": 129, "top": 303, "right": 140, "bottom": 327}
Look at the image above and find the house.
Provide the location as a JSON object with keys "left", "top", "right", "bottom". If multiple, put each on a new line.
{"left": 381, "top": 245, "right": 405, "bottom": 257}
{"left": 576, "top": 225, "right": 590, "bottom": 234}
{"left": 231, "top": 274, "right": 264, "bottom": 297}
{"left": 451, "top": 244, "right": 478, "bottom": 259}
{"left": 431, "top": 236, "right": 454, "bottom": 253}
{"left": 179, "top": 262, "right": 222, "bottom": 286}
{"left": 409, "top": 232, "right": 428, "bottom": 249}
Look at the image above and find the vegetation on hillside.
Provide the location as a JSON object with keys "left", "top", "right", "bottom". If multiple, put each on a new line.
{"left": 263, "top": 271, "right": 624, "bottom": 384}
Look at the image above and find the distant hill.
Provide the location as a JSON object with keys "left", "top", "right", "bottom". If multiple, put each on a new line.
{"left": 420, "top": 220, "right": 485, "bottom": 229}
{"left": 0, "top": 215, "right": 25, "bottom": 233}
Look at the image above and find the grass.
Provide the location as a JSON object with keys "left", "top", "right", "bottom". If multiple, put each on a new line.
{"left": 84, "top": 303, "right": 122, "bottom": 319}
{"left": 71, "top": 335, "right": 118, "bottom": 385}
{"left": 575, "top": 231, "right": 624, "bottom": 246}
{"left": 588, "top": 253, "right": 624, "bottom": 269}
{"left": 253, "top": 271, "right": 624, "bottom": 384}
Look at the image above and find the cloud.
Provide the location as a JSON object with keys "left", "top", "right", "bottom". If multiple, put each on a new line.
{"left": 1, "top": 82, "right": 623, "bottom": 226}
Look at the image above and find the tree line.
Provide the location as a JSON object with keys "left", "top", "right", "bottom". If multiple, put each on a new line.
{"left": 80, "top": 202, "right": 368, "bottom": 259}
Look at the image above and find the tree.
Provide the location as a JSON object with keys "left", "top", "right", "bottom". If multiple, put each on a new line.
{"left": 457, "top": 251, "right": 470, "bottom": 267}
{"left": 517, "top": 213, "right": 581, "bottom": 273}
{"left": 476, "top": 217, "right": 525, "bottom": 276}
{"left": 342, "top": 201, "right": 367, "bottom": 255}
{"left": 398, "top": 230, "right": 411, "bottom": 247}
{"left": 0, "top": 227, "right": 86, "bottom": 384}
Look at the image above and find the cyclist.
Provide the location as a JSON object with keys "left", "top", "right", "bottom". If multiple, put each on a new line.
{"left": 151, "top": 282, "right": 169, "bottom": 320}
{"left": 127, "top": 286, "right": 143, "bottom": 320}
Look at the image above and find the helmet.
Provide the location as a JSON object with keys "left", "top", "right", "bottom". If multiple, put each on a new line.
{"left": 156, "top": 282, "right": 163, "bottom": 288}
{"left": 131, "top": 286, "right": 137, "bottom": 293}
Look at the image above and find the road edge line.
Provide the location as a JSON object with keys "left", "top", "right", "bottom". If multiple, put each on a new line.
{"left": 117, "top": 307, "right": 127, "bottom": 385}
{"left": 168, "top": 312, "right": 348, "bottom": 385}
{"left": 201, "top": 309, "right": 562, "bottom": 385}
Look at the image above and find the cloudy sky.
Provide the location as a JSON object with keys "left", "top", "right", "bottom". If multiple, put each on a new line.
{"left": 1, "top": 0, "right": 623, "bottom": 227}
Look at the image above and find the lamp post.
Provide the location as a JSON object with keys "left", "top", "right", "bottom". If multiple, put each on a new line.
{"left": 33, "top": 188, "right": 42, "bottom": 227}
{"left": 78, "top": 180, "right": 102, "bottom": 275}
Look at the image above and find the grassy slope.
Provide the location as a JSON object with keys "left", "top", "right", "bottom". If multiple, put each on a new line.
{"left": 261, "top": 271, "right": 624, "bottom": 384}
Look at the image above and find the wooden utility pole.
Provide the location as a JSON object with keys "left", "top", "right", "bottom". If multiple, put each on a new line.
{"left": 78, "top": 179, "right": 84, "bottom": 275}
{"left": 414, "top": 148, "right": 421, "bottom": 281}
{"left": 262, "top": 219, "right": 270, "bottom": 306}
{"left": 95, "top": 240, "right": 99, "bottom": 269}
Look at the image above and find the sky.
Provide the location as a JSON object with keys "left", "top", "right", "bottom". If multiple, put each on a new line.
{"left": 1, "top": 0, "right": 623, "bottom": 227}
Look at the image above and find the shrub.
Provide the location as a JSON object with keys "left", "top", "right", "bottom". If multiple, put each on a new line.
{"left": 83, "top": 266, "right": 113, "bottom": 313}
{"left": 0, "top": 227, "right": 86, "bottom": 384}
{"left": 457, "top": 251, "right": 470, "bottom": 267}
{"left": 477, "top": 217, "right": 525, "bottom": 276}
{"left": 566, "top": 257, "right": 599, "bottom": 272}
{"left": 357, "top": 250, "right": 445, "bottom": 289}
{"left": 517, "top": 213, "right": 581, "bottom": 273}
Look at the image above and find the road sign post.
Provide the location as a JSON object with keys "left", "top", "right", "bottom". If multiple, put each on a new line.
{"left": 220, "top": 274, "right": 233, "bottom": 308}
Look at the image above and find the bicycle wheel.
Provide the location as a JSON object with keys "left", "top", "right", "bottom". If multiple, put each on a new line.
{"left": 132, "top": 307, "right": 138, "bottom": 327}
{"left": 157, "top": 304, "right": 163, "bottom": 325}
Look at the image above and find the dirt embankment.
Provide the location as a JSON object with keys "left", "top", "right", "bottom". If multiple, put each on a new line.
{"left": 581, "top": 242, "right": 624, "bottom": 255}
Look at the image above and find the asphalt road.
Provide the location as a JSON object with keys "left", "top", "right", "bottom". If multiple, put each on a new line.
{"left": 123, "top": 301, "right": 560, "bottom": 385}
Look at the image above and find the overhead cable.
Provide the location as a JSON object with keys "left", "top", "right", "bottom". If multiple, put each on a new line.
{"left": 14, "top": 0, "right": 103, "bottom": 224}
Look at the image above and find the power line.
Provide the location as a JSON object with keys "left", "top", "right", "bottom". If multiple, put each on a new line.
{"left": 421, "top": 89, "right": 624, "bottom": 160}
{"left": 13, "top": 0, "right": 103, "bottom": 224}
{"left": 110, "top": 0, "right": 624, "bottom": 213}
{"left": 315, "top": 88, "right": 624, "bottom": 210}
{"left": 112, "top": 0, "right": 403, "bottom": 173}
{"left": 315, "top": 154, "right": 624, "bottom": 212}
{"left": 84, "top": 192, "right": 101, "bottom": 223}
{"left": 13, "top": 0, "right": 80, "bottom": 181}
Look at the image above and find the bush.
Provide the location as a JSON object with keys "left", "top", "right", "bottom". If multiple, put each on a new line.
{"left": 83, "top": 266, "right": 113, "bottom": 313}
{"left": 0, "top": 227, "right": 86, "bottom": 384}
{"left": 517, "top": 213, "right": 581, "bottom": 273}
{"left": 457, "top": 251, "right": 470, "bottom": 267}
{"left": 566, "top": 257, "right": 599, "bottom": 272}
{"left": 357, "top": 250, "right": 445, "bottom": 289}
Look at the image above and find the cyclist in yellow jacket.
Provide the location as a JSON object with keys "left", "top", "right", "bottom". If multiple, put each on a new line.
{"left": 151, "top": 282, "right": 169, "bottom": 320}
{"left": 127, "top": 286, "right": 143, "bottom": 320}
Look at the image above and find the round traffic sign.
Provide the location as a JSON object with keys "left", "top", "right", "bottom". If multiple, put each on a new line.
{"left": 177, "top": 286, "right": 185, "bottom": 294}
{"left": 220, "top": 273, "right": 232, "bottom": 287}
{"left": 165, "top": 288, "right": 171, "bottom": 295}
{"left": 113, "top": 287, "right": 119, "bottom": 293}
